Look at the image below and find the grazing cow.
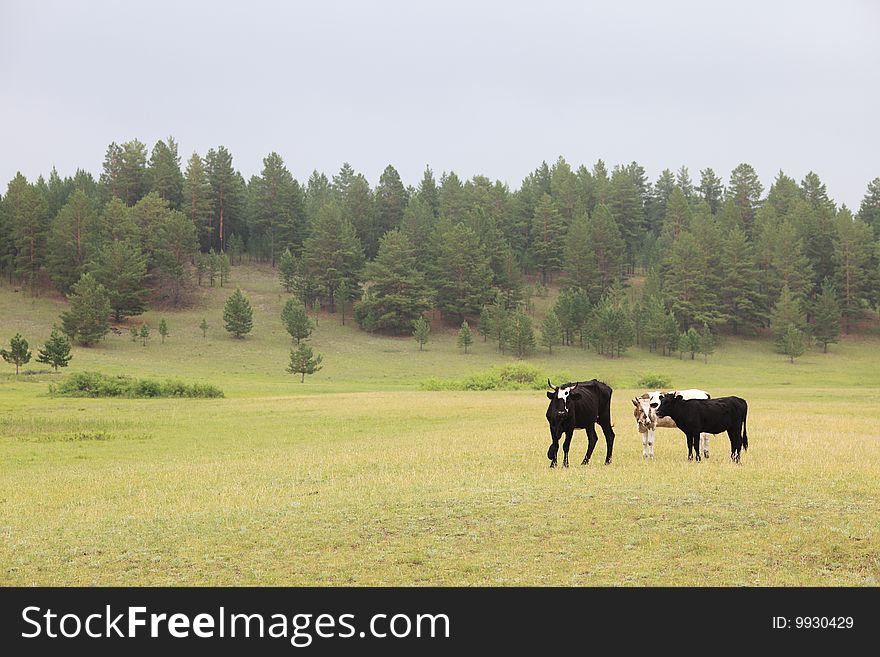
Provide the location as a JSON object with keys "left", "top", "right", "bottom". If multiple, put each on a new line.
{"left": 655, "top": 393, "right": 749, "bottom": 462}
{"left": 631, "top": 389, "right": 711, "bottom": 459}
{"left": 545, "top": 379, "right": 615, "bottom": 468}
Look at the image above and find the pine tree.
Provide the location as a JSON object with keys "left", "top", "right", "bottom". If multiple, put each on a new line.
{"left": 36, "top": 326, "right": 72, "bottom": 371}
{"left": 158, "top": 319, "right": 169, "bottom": 344}
{"left": 205, "top": 146, "right": 244, "bottom": 252}
{"left": 812, "top": 279, "right": 841, "bottom": 353}
{"left": 251, "top": 152, "right": 298, "bottom": 266}
{"left": 130, "top": 325, "right": 138, "bottom": 342}
{"left": 5, "top": 173, "right": 48, "bottom": 289}
{"left": 287, "top": 343, "right": 323, "bottom": 383}
{"left": 857, "top": 177, "right": 880, "bottom": 238}
{"left": 509, "top": 311, "right": 536, "bottom": 358}
{"left": 374, "top": 165, "right": 409, "bottom": 249}
{"left": 279, "top": 248, "right": 297, "bottom": 292}
{"left": 199, "top": 318, "right": 209, "bottom": 339}
{"left": 726, "top": 163, "right": 763, "bottom": 236}
{"left": 683, "top": 328, "right": 701, "bottom": 360}
{"left": 719, "top": 224, "right": 764, "bottom": 334}
{"left": 146, "top": 137, "right": 184, "bottom": 208}
{"left": 649, "top": 168, "right": 676, "bottom": 234}
{"left": 608, "top": 168, "right": 645, "bottom": 272}
{"left": 302, "top": 203, "right": 365, "bottom": 308}
{"left": 412, "top": 316, "right": 430, "bottom": 351}
{"left": 530, "top": 193, "right": 565, "bottom": 284}
{"left": 833, "top": 208, "right": 873, "bottom": 333}
{"left": 139, "top": 323, "right": 150, "bottom": 346}
{"left": 770, "top": 283, "right": 806, "bottom": 351}
{"left": 431, "top": 221, "right": 492, "bottom": 323}
{"left": 478, "top": 306, "right": 493, "bottom": 342}
{"left": 781, "top": 324, "right": 806, "bottom": 363}
{"left": 183, "top": 152, "right": 213, "bottom": 249}
{"left": 698, "top": 168, "right": 724, "bottom": 214}
{"left": 457, "top": 320, "right": 474, "bottom": 354}
{"left": 354, "top": 230, "right": 433, "bottom": 333}
{"left": 282, "top": 299, "right": 313, "bottom": 344}
{"left": 334, "top": 281, "right": 350, "bottom": 325}
{"left": 60, "top": 272, "right": 111, "bottom": 346}
{"left": 90, "top": 240, "right": 149, "bottom": 321}
{"left": 223, "top": 288, "right": 254, "bottom": 338}
{"left": 585, "top": 204, "right": 625, "bottom": 302}
{"left": 699, "top": 322, "right": 716, "bottom": 363}
{"left": 46, "top": 189, "right": 101, "bottom": 293}
{"left": 219, "top": 252, "right": 231, "bottom": 287}
{"left": 1, "top": 334, "right": 31, "bottom": 375}
{"left": 154, "top": 208, "right": 198, "bottom": 304}
{"left": 540, "top": 310, "right": 563, "bottom": 353}
{"left": 661, "top": 187, "right": 691, "bottom": 242}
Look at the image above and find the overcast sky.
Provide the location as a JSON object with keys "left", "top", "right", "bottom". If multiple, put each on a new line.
{"left": 2, "top": 0, "right": 878, "bottom": 207}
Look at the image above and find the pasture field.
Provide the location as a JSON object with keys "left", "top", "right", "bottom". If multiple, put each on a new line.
{"left": 1, "top": 266, "right": 879, "bottom": 586}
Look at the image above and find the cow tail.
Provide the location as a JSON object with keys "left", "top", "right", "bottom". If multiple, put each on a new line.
{"left": 741, "top": 403, "right": 749, "bottom": 451}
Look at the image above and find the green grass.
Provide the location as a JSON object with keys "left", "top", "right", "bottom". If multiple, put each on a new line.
{"left": 1, "top": 266, "right": 879, "bottom": 586}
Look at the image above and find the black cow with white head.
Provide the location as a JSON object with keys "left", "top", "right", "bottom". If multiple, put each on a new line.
{"left": 655, "top": 393, "right": 749, "bottom": 462}
{"left": 545, "top": 379, "right": 615, "bottom": 468}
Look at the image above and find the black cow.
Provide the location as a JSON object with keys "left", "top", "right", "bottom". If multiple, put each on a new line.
{"left": 545, "top": 379, "right": 615, "bottom": 468}
{"left": 655, "top": 393, "right": 749, "bottom": 462}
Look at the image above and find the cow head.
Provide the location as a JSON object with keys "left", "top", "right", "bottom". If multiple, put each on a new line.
{"left": 546, "top": 380, "right": 579, "bottom": 422}
{"left": 632, "top": 393, "right": 657, "bottom": 432}
{"left": 655, "top": 392, "right": 682, "bottom": 419}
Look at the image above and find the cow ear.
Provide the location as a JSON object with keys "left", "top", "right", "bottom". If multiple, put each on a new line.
{"left": 547, "top": 391, "right": 554, "bottom": 400}
{"left": 675, "top": 394, "right": 683, "bottom": 400}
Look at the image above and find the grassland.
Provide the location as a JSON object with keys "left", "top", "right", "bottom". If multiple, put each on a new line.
{"left": 1, "top": 266, "right": 879, "bottom": 586}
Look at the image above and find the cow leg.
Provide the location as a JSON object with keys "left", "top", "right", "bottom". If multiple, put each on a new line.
{"left": 728, "top": 426, "right": 742, "bottom": 463}
{"left": 562, "top": 430, "right": 573, "bottom": 468}
{"left": 646, "top": 428, "right": 655, "bottom": 459}
{"left": 547, "top": 432, "right": 560, "bottom": 468}
{"left": 693, "top": 434, "right": 701, "bottom": 462}
{"left": 686, "top": 433, "right": 694, "bottom": 460}
{"left": 701, "top": 433, "right": 710, "bottom": 459}
{"left": 642, "top": 431, "right": 648, "bottom": 459}
{"left": 582, "top": 424, "right": 599, "bottom": 465}
{"left": 600, "top": 422, "right": 615, "bottom": 465}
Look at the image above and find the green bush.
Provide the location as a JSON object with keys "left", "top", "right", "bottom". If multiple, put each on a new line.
{"left": 420, "top": 364, "right": 572, "bottom": 391}
{"left": 636, "top": 373, "right": 672, "bottom": 389}
{"left": 50, "top": 371, "right": 223, "bottom": 398}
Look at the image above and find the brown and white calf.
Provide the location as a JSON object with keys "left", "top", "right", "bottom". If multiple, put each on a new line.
{"left": 631, "top": 389, "right": 711, "bottom": 459}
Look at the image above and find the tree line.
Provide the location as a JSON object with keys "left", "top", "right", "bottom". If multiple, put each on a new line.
{"left": 2, "top": 138, "right": 878, "bottom": 355}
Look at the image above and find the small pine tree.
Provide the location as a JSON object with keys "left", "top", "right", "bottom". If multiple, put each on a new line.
{"left": 677, "top": 332, "right": 689, "bottom": 360}
{"left": 224, "top": 288, "right": 254, "bottom": 338}
{"left": 510, "top": 311, "right": 536, "bottom": 358}
{"left": 219, "top": 253, "right": 231, "bottom": 287}
{"left": 683, "top": 327, "right": 701, "bottom": 360}
{"left": 540, "top": 310, "right": 563, "bottom": 353}
{"left": 130, "top": 325, "right": 139, "bottom": 342}
{"left": 139, "top": 323, "right": 150, "bottom": 346}
{"left": 478, "top": 305, "right": 493, "bottom": 342}
{"left": 199, "top": 318, "right": 209, "bottom": 339}
{"left": 1, "top": 333, "right": 32, "bottom": 375}
{"left": 312, "top": 298, "right": 321, "bottom": 326}
{"left": 770, "top": 283, "right": 806, "bottom": 352}
{"left": 286, "top": 343, "right": 323, "bottom": 382}
{"left": 662, "top": 313, "right": 680, "bottom": 357}
{"left": 412, "top": 316, "right": 430, "bottom": 351}
{"left": 781, "top": 324, "right": 806, "bottom": 363}
{"left": 334, "top": 281, "right": 350, "bottom": 325}
{"left": 36, "top": 327, "right": 73, "bottom": 371}
{"left": 279, "top": 248, "right": 297, "bottom": 292}
{"left": 282, "top": 298, "right": 313, "bottom": 344}
{"left": 457, "top": 320, "right": 474, "bottom": 354}
{"left": 196, "top": 253, "right": 208, "bottom": 286}
{"left": 208, "top": 249, "right": 220, "bottom": 287}
{"left": 812, "top": 278, "right": 841, "bottom": 353}
{"left": 59, "top": 272, "right": 111, "bottom": 347}
{"left": 158, "top": 319, "right": 169, "bottom": 344}
{"left": 699, "top": 321, "right": 716, "bottom": 363}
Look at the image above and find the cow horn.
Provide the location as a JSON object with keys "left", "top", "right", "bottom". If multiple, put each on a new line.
{"left": 547, "top": 379, "right": 554, "bottom": 389}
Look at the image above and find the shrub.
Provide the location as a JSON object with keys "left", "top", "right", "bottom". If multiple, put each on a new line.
{"left": 420, "top": 364, "right": 572, "bottom": 391}
{"left": 636, "top": 373, "right": 672, "bottom": 389}
{"left": 50, "top": 371, "right": 223, "bottom": 398}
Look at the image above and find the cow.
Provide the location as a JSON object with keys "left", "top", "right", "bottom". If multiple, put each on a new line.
{"left": 655, "top": 393, "right": 749, "bottom": 462}
{"left": 545, "top": 379, "right": 615, "bottom": 468}
{"left": 631, "top": 389, "right": 711, "bottom": 459}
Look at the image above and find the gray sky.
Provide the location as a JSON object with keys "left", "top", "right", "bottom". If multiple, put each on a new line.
{"left": 2, "top": 0, "right": 878, "bottom": 207}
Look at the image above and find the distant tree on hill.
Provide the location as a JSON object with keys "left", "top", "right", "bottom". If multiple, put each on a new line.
{"left": 36, "top": 327, "right": 72, "bottom": 371}
{"left": 60, "top": 272, "right": 111, "bottom": 346}
{"left": 282, "top": 299, "right": 312, "bottom": 344}
{"left": 223, "top": 288, "right": 253, "bottom": 338}
{"left": 681, "top": 328, "right": 701, "bottom": 360}
{"left": 540, "top": 310, "right": 563, "bottom": 353}
{"left": 218, "top": 252, "right": 231, "bottom": 287}
{"left": 287, "top": 343, "right": 323, "bottom": 383}
{"left": 1, "top": 333, "right": 31, "bottom": 375}
{"left": 457, "top": 320, "right": 474, "bottom": 354}
{"left": 139, "top": 323, "right": 150, "bottom": 346}
{"left": 91, "top": 240, "right": 149, "bottom": 321}
{"left": 812, "top": 279, "right": 841, "bottom": 353}
{"left": 478, "top": 305, "right": 493, "bottom": 342}
{"left": 699, "top": 321, "right": 716, "bottom": 363}
{"left": 158, "top": 319, "right": 169, "bottom": 343}
{"left": 279, "top": 248, "right": 297, "bottom": 292}
{"left": 334, "top": 281, "right": 351, "bottom": 325}
{"left": 130, "top": 325, "right": 138, "bottom": 342}
{"left": 781, "top": 324, "right": 806, "bottom": 363}
{"left": 509, "top": 311, "right": 536, "bottom": 358}
{"left": 199, "top": 318, "right": 209, "bottom": 339}
{"left": 770, "top": 283, "right": 806, "bottom": 351}
{"left": 412, "top": 316, "right": 430, "bottom": 351}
